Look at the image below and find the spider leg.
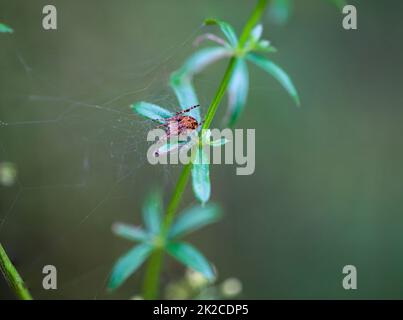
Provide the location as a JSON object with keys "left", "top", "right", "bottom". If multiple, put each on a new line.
{"left": 159, "top": 133, "right": 170, "bottom": 142}
{"left": 155, "top": 122, "right": 169, "bottom": 128}
{"left": 156, "top": 105, "right": 200, "bottom": 123}
{"left": 150, "top": 118, "right": 168, "bottom": 125}
{"left": 173, "top": 104, "right": 200, "bottom": 116}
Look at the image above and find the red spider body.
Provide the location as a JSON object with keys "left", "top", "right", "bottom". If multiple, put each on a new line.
{"left": 157, "top": 105, "right": 201, "bottom": 140}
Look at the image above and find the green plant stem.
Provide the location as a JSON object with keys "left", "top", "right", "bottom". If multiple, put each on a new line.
{"left": 142, "top": 164, "right": 192, "bottom": 299}
{"left": 203, "top": 0, "right": 268, "bottom": 130}
{"left": 238, "top": 0, "right": 268, "bottom": 47}
{"left": 0, "top": 243, "right": 33, "bottom": 300}
{"left": 142, "top": 248, "right": 164, "bottom": 299}
{"left": 163, "top": 162, "right": 193, "bottom": 234}
{"left": 142, "top": 0, "right": 269, "bottom": 299}
{"left": 201, "top": 57, "right": 237, "bottom": 130}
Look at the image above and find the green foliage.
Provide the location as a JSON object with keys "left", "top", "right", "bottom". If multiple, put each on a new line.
{"left": 108, "top": 244, "right": 154, "bottom": 290}
{"left": 142, "top": 191, "right": 163, "bottom": 234}
{"left": 108, "top": 191, "right": 222, "bottom": 290}
{"left": 0, "top": 244, "right": 32, "bottom": 300}
{"left": 130, "top": 16, "right": 299, "bottom": 203}
{"left": 166, "top": 242, "right": 215, "bottom": 281}
{"left": 112, "top": 223, "right": 150, "bottom": 242}
{"left": 131, "top": 102, "right": 173, "bottom": 123}
{"left": 132, "top": 92, "right": 229, "bottom": 205}
{"left": 170, "top": 46, "right": 231, "bottom": 124}
{"left": 110, "top": 0, "right": 300, "bottom": 299}
{"left": 171, "top": 19, "right": 299, "bottom": 127}
{"left": 0, "top": 23, "right": 13, "bottom": 33}
{"left": 247, "top": 52, "right": 300, "bottom": 106}
{"left": 191, "top": 146, "right": 211, "bottom": 205}
{"left": 173, "top": 47, "right": 231, "bottom": 78}
{"left": 155, "top": 140, "right": 188, "bottom": 157}
{"left": 227, "top": 59, "right": 249, "bottom": 126}
{"left": 169, "top": 204, "right": 222, "bottom": 239}
{"left": 170, "top": 74, "right": 201, "bottom": 123}
{"left": 207, "top": 138, "right": 229, "bottom": 147}
{"left": 204, "top": 18, "right": 238, "bottom": 47}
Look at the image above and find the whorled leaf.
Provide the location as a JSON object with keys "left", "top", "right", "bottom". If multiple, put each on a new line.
{"left": 193, "top": 33, "right": 229, "bottom": 47}
{"left": 174, "top": 47, "right": 231, "bottom": 79}
{"left": 0, "top": 23, "right": 13, "bottom": 33}
{"left": 191, "top": 146, "right": 210, "bottom": 205}
{"left": 108, "top": 243, "right": 154, "bottom": 290}
{"left": 131, "top": 102, "right": 173, "bottom": 123}
{"left": 166, "top": 242, "right": 215, "bottom": 281}
{"left": 249, "top": 24, "right": 263, "bottom": 44}
{"left": 247, "top": 52, "right": 300, "bottom": 106}
{"left": 171, "top": 47, "right": 231, "bottom": 124}
{"left": 170, "top": 72, "right": 201, "bottom": 123}
{"left": 255, "top": 40, "right": 277, "bottom": 53}
{"left": 226, "top": 58, "right": 249, "bottom": 127}
{"left": 208, "top": 138, "right": 229, "bottom": 147}
{"left": 200, "top": 129, "right": 229, "bottom": 147}
{"left": 204, "top": 18, "right": 238, "bottom": 48}
{"left": 169, "top": 204, "right": 222, "bottom": 239}
{"left": 142, "top": 191, "right": 163, "bottom": 234}
{"left": 246, "top": 24, "right": 276, "bottom": 54}
{"left": 154, "top": 140, "right": 188, "bottom": 157}
{"left": 112, "top": 223, "right": 150, "bottom": 242}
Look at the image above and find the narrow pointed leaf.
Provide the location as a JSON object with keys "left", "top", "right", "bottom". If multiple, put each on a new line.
{"left": 255, "top": 40, "right": 277, "bottom": 53}
{"left": 175, "top": 47, "right": 231, "bottom": 79}
{"left": 209, "top": 138, "right": 229, "bottom": 147}
{"left": 112, "top": 223, "right": 150, "bottom": 242}
{"left": 171, "top": 47, "right": 230, "bottom": 123}
{"left": 131, "top": 102, "right": 173, "bottom": 123}
{"left": 142, "top": 191, "right": 163, "bottom": 234}
{"left": 108, "top": 243, "right": 154, "bottom": 290}
{"left": 191, "top": 146, "right": 210, "bottom": 205}
{"left": 169, "top": 204, "right": 222, "bottom": 239}
{"left": 247, "top": 52, "right": 300, "bottom": 106}
{"left": 204, "top": 18, "right": 238, "bottom": 47}
{"left": 170, "top": 73, "right": 201, "bottom": 123}
{"left": 0, "top": 23, "right": 13, "bottom": 33}
{"left": 258, "top": 40, "right": 271, "bottom": 48}
{"left": 201, "top": 129, "right": 212, "bottom": 145}
{"left": 250, "top": 24, "right": 263, "bottom": 43}
{"left": 226, "top": 58, "right": 249, "bottom": 127}
{"left": 155, "top": 140, "right": 188, "bottom": 156}
{"left": 166, "top": 242, "right": 215, "bottom": 281}
{"left": 193, "top": 33, "right": 229, "bottom": 47}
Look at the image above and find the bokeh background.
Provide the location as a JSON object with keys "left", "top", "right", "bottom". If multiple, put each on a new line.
{"left": 1, "top": 0, "right": 403, "bottom": 299}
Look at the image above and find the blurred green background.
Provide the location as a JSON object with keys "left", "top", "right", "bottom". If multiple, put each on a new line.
{"left": 1, "top": 0, "right": 403, "bottom": 299}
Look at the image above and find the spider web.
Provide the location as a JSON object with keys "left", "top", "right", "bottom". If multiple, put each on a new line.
{"left": 0, "top": 21, "right": 210, "bottom": 299}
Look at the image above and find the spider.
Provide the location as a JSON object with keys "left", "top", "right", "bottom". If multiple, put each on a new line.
{"left": 155, "top": 105, "right": 201, "bottom": 141}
